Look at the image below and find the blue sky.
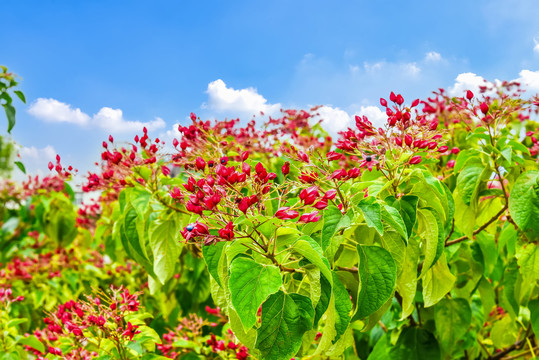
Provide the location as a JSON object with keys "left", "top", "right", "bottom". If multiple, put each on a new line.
{"left": 2, "top": 0, "right": 539, "bottom": 180}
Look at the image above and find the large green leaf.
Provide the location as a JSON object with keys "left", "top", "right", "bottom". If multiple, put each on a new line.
{"left": 321, "top": 205, "right": 351, "bottom": 250}
{"left": 434, "top": 298, "right": 471, "bottom": 355}
{"left": 255, "top": 291, "right": 313, "bottom": 360}
{"left": 388, "top": 328, "right": 441, "bottom": 360}
{"left": 396, "top": 236, "right": 420, "bottom": 319}
{"left": 422, "top": 253, "right": 456, "bottom": 307}
{"left": 386, "top": 195, "right": 418, "bottom": 238}
{"left": 530, "top": 299, "right": 539, "bottom": 338}
{"left": 4, "top": 103, "right": 15, "bottom": 133}
{"left": 202, "top": 241, "right": 226, "bottom": 287}
{"left": 229, "top": 257, "right": 282, "bottom": 330}
{"left": 292, "top": 236, "right": 332, "bottom": 285}
{"left": 515, "top": 243, "right": 539, "bottom": 298}
{"left": 354, "top": 245, "right": 397, "bottom": 320}
{"left": 332, "top": 272, "right": 352, "bottom": 343}
{"left": 149, "top": 216, "right": 182, "bottom": 284}
{"left": 314, "top": 273, "right": 332, "bottom": 327}
{"left": 456, "top": 158, "right": 484, "bottom": 205}
{"left": 417, "top": 208, "right": 444, "bottom": 275}
{"left": 357, "top": 197, "right": 383, "bottom": 236}
{"left": 381, "top": 205, "right": 408, "bottom": 242}
{"left": 509, "top": 170, "right": 539, "bottom": 237}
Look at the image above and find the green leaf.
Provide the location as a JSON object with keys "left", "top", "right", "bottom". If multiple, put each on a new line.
{"left": 332, "top": 272, "right": 352, "bottom": 344}
{"left": 14, "top": 161, "right": 25, "bottom": 174}
{"left": 491, "top": 316, "right": 518, "bottom": 349}
{"left": 422, "top": 253, "right": 456, "bottom": 307}
{"left": 229, "top": 257, "right": 282, "bottom": 330}
{"left": 456, "top": 158, "right": 483, "bottom": 205}
{"left": 509, "top": 170, "right": 539, "bottom": 237}
{"left": 502, "top": 259, "right": 520, "bottom": 316}
{"left": 255, "top": 291, "right": 310, "bottom": 360}
{"left": 381, "top": 205, "right": 408, "bottom": 242}
{"left": 289, "top": 293, "right": 315, "bottom": 333}
{"left": 149, "top": 216, "right": 182, "bottom": 284}
{"left": 202, "top": 241, "right": 226, "bottom": 287}
{"left": 529, "top": 299, "right": 539, "bottom": 337}
{"left": 292, "top": 236, "right": 332, "bottom": 285}
{"left": 516, "top": 243, "right": 539, "bottom": 293}
{"left": 386, "top": 195, "right": 418, "bottom": 238}
{"left": 13, "top": 90, "right": 26, "bottom": 103}
{"left": 357, "top": 197, "right": 383, "bottom": 236}
{"left": 18, "top": 335, "right": 45, "bottom": 353}
{"left": 314, "top": 273, "right": 332, "bottom": 327}
{"left": 4, "top": 103, "right": 15, "bottom": 133}
{"left": 321, "top": 205, "right": 351, "bottom": 250}
{"left": 388, "top": 328, "right": 441, "bottom": 360}
{"left": 434, "top": 298, "right": 471, "bottom": 354}
{"left": 354, "top": 245, "right": 397, "bottom": 320}
{"left": 228, "top": 307, "right": 257, "bottom": 349}
{"left": 396, "top": 236, "right": 420, "bottom": 319}
{"left": 417, "top": 208, "right": 444, "bottom": 275}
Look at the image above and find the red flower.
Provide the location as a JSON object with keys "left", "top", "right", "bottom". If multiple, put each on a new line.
{"left": 218, "top": 222, "right": 235, "bottom": 240}
{"left": 405, "top": 134, "right": 413, "bottom": 146}
{"left": 195, "top": 157, "right": 206, "bottom": 170}
{"left": 326, "top": 151, "right": 342, "bottom": 161}
{"left": 299, "top": 211, "right": 321, "bottom": 223}
{"left": 437, "top": 146, "right": 449, "bottom": 153}
{"left": 122, "top": 322, "right": 141, "bottom": 341}
{"left": 190, "top": 112, "right": 197, "bottom": 121}
{"left": 299, "top": 186, "right": 320, "bottom": 205}
{"left": 313, "top": 199, "right": 329, "bottom": 210}
{"left": 275, "top": 207, "right": 299, "bottom": 220}
{"left": 410, "top": 155, "right": 422, "bottom": 165}
{"left": 447, "top": 160, "right": 455, "bottom": 168}
{"left": 380, "top": 98, "right": 387, "bottom": 107}
{"left": 324, "top": 190, "right": 337, "bottom": 200}
{"left": 480, "top": 102, "right": 489, "bottom": 115}
{"left": 282, "top": 161, "right": 290, "bottom": 176}
{"left": 161, "top": 166, "right": 170, "bottom": 176}
{"left": 466, "top": 90, "right": 474, "bottom": 100}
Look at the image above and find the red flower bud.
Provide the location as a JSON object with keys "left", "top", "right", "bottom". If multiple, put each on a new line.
{"left": 109, "top": 135, "right": 114, "bottom": 143}
{"left": 173, "top": 138, "right": 179, "bottom": 148}
{"left": 190, "top": 112, "right": 197, "bottom": 121}
{"left": 380, "top": 98, "right": 388, "bottom": 107}
{"left": 395, "top": 137, "right": 403, "bottom": 147}
{"left": 48, "top": 162, "right": 54, "bottom": 171}
{"left": 242, "top": 162, "right": 251, "bottom": 175}
{"left": 195, "top": 157, "right": 206, "bottom": 170}
{"left": 282, "top": 162, "right": 290, "bottom": 176}
{"left": 409, "top": 155, "right": 422, "bottom": 165}
{"left": 299, "top": 211, "right": 321, "bottom": 223}
{"left": 326, "top": 151, "right": 342, "bottom": 161}
{"left": 447, "top": 160, "right": 455, "bottom": 168}
{"left": 466, "top": 90, "right": 474, "bottom": 100}
{"left": 241, "top": 151, "right": 249, "bottom": 161}
{"left": 396, "top": 94, "right": 404, "bottom": 106}
{"left": 437, "top": 146, "right": 449, "bottom": 153}
{"left": 275, "top": 207, "right": 299, "bottom": 220}
{"left": 451, "top": 147, "right": 460, "bottom": 154}
{"left": 480, "top": 102, "right": 489, "bottom": 115}
{"left": 390, "top": 91, "right": 397, "bottom": 102}
{"left": 429, "top": 119, "right": 439, "bottom": 130}
{"left": 411, "top": 99, "right": 420, "bottom": 107}
{"left": 324, "top": 189, "right": 337, "bottom": 200}
{"left": 405, "top": 134, "right": 413, "bottom": 146}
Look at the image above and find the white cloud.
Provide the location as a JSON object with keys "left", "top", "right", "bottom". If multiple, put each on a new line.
{"left": 28, "top": 98, "right": 166, "bottom": 134}
{"left": 448, "top": 70, "right": 539, "bottom": 97}
{"left": 93, "top": 107, "right": 165, "bottom": 133}
{"left": 315, "top": 105, "right": 387, "bottom": 136}
{"left": 447, "top": 72, "right": 491, "bottom": 97}
{"left": 204, "top": 79, "right": 281, "bottom": 116}
{"left": 316, "top": 106, "right": 353, "bottom": 134}
{"left": 534, "top": 38, "right": 539, "bottom": 54}
{"left": 28, "top": 98, "right": 90, "bottom": 125}
{"left": 516, "top": 69, "right": 539, "bottom": 91}
{"left": 20, "top": 145, "right": 57, "bottom": 162}
{"left": 425, "top": 51, "right": 442, "bottom": 62}
{"left": 402, "top": 62, "right": 421, "bottom": 76}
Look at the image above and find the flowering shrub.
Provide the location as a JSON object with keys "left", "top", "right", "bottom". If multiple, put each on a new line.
{"left": 1, "top": 69, "right": 539, "bottom": 359}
